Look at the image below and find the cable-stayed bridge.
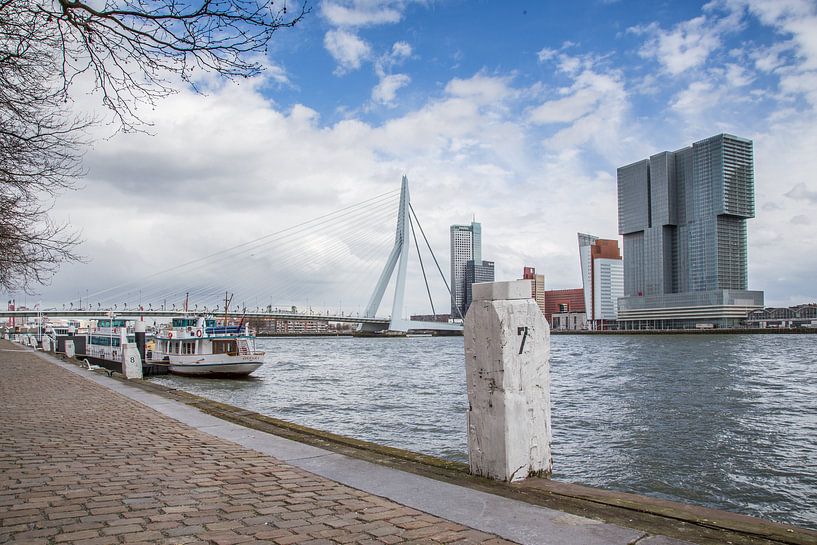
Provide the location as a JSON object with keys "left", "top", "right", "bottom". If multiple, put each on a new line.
{"left": 2, "top": 177, "right": 462, "bottom": 333}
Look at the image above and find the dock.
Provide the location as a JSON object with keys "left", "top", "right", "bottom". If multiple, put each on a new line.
{"left": 2, "top": 339, "right": 815, "bottom": 545}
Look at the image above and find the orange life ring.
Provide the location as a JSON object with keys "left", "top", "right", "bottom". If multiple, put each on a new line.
{"left": 168, "top": 331, "right": 173, "bottom": 339}
{"left": 196, "top": 329, "right": 202, "bottom": 338}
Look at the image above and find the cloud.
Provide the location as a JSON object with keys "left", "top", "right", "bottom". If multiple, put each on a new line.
{"left": 390, "top": 41, "right": 412, "bottom": 59}
{"left": 444, "top": 74, "right": 514, "bottom": 105}
{"left": 744, "top": 0, "right": 817, "bottom": 68}
{"left": 629, "top": 3, "right": 744, "bottom": 75}
{"left": 537, "top": 48, "right": 557, "bottom": 62}
{"left": 40, "top": 69, "right": 630, "bottom": 313}
{"left": 371, "top": 73, "right": 411, "bottom": 105}
{"left": 370, "top": 41, "right": 414, "bottom": 106}
{"left": 322, "top": 1, "right": 409, "bottom": 27}
{"left": 324, "top": 29, "right": 372, "bottom": 73}
{"left": 785, "top": 182, "right": 817, "bottom": 203}
{"left": 528, "top": 63, "right": 630, "bottom": 166}
{"left": 529, "top": 69, "right": 623, "bottom": 125}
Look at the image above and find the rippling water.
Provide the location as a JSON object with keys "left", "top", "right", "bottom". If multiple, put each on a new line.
{"left": 150, "top": 334, "right": 817, "bottom": 529}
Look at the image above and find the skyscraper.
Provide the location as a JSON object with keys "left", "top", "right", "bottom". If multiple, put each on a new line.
{"left": 578, "top": 234, "right": 623, "bottom": 328}
{"left": 465, "top": 260, "right": 495, "bottom": 313}
{"left": 450, "top": 221, "right": 493, "bottom": 318}
{"left": 617, "top": 133, "right": 763, "bottom": 328}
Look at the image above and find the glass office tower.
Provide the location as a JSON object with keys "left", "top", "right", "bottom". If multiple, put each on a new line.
{"left": 450, "top": 221, "right": 482, "bottom": 318}
{"left": 617, "top": 134, "right": 763, "bottom": 328}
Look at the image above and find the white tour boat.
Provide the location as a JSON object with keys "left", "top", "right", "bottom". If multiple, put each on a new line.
{"left": 86, "top": 318, "right": 135, "bottom": 363}
{"left": 149, "top": 316, "right": 265, "bottom": 377}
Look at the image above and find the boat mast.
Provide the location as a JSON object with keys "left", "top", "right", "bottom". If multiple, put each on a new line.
{"left": 223, "top": 291, "right": 233, "bottom": 326}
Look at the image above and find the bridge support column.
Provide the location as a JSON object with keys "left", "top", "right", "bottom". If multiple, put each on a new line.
{"left": 464, "top": 280, "right": 552, "bottom": 482}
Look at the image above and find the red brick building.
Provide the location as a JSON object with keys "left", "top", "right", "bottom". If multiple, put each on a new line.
{"left": 543, "top": 288, "right": 585, "bottom": 326}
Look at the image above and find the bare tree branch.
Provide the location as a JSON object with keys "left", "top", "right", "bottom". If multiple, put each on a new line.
{"left": 0, "top": 0, "right": 308, "bottom": 294}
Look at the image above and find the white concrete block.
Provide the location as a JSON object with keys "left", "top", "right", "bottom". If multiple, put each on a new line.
{"left": 122, "top": 343, "right": 143, "bottom": 380}
{"left": 41, "top": 336, "right": 52, "bottom": 352}
{"left": 472, "top": 279, "right": 532, "bottom": 302}
{"left": 64, "top": 340, "right": 75, "bottom": 358}
{"left": 464, "top": 283, "right": 551, "bottom": 482}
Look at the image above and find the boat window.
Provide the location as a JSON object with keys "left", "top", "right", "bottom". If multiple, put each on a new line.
{"left": 90, "top": 336, "right": 120, "bottom": 347}
{"left": 212, "top": 340, "right": 237, "bottom": 355}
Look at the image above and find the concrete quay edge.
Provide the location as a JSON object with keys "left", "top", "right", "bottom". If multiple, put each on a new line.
{"left": 24, "top": 346, "right": 817, "bottom": 545}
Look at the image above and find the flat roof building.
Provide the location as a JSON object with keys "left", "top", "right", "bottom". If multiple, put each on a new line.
{"left": 617, "top": 134, "right": 763, "bottom": 328}
{"left": 578, "top": 234, "right": 623, "bottom": 329}
{"left": 543, "top": 288, "right": 585, "bottom": 327}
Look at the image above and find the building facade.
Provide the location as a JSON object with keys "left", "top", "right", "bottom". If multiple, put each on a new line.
{"left": 450, "top": 221, "right": 485, "bottom": 318}
{"left": 617, "top": 133, "right": 763, "bottom": 328}
{"left": 522, "top": 266, "right": 546, "bottom": 316}
{"left": 578, "top": 234, "right": 624, "bottom": 329}
{"left": 543, "top": 288, "right": 585, "bottom": 327}
{"left": 464, "top": 259, "right": 495, "bottom": 314}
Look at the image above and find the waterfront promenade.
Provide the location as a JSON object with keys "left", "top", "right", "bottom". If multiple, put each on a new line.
{"left": 2, "top": 340, "right": 809, "bottom": 545}
{"left": 1, "top": 343, "right": 516, "bottom": 545}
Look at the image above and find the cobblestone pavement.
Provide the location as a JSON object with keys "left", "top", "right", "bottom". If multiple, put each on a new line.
{"left": 0, "top": 342, "right": 516, "bottom": 545}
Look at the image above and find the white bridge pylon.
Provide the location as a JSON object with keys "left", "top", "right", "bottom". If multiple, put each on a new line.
{"left": 361, "top": 176, "right": 462, "bottom": 333}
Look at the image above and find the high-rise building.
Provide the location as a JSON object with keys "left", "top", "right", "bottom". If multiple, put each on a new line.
{"left": 578, "top": 234, "right": 624, "bottom": 329}
{"left": 465, "top": 260, "right": 495, "bottom": 313}
{"left": 617, "top": 133, "right": 764, "bottom": 328}
{"left": 522, "top": 266, "right": 545, "bottom": 316}
{"left": 451, "top": 221, "right": 493, "bottom": 318}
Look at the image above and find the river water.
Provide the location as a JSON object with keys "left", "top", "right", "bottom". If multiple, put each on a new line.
{"left": 150, "top": 334, "right": 817, "bottom": 529}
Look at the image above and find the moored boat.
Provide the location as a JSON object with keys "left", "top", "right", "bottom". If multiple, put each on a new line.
{"left": 149, "top": 316, "right": 265, "bottom": 377}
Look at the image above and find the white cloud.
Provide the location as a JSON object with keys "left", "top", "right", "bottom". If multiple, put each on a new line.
{"left": 371, "top": 73, "right": 410, "bottom": 105}
{"left": 530, "top": 69, "right": 623, "bottom": 125}
{"left": 630, "top": 3, "right": 745, "bottom": 75}
{"left": 391, "top": 41, "right": 412, "bottom": 59}
{"left": 42, "top": 70, "right": 627, "bottom": 313}
{"left": 785, "top": 182, "right": 817, "bottom": 203}
{"left": 724, "top": 63, "right": 754, "bottom": 87}
{"left": 444, "top": 74, "right": 514, "bottom": 105}
{"left": 323, "top": 29, "right": 372, "bottom": 73}
{"left": 529, "top": 65, "right": 630, "bottom": 167}
{"left": 322, "top": 1, "right": 406, "bottom": 27}
{"left": 537, "top": 48, "right": 557, "bottom": 62}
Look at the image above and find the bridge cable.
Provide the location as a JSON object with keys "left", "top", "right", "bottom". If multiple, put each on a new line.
{"left": 409, "top": 203, "right": 463, "bottom": 321}
{"left": 83, "top": 189, "right": 399, "bottom": 302}
{"left": 408, "top": 213, "right": 436, "bottom": 317}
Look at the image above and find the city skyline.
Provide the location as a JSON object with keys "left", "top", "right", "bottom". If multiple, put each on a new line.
{"left": 8, "top": 0, "right": 817, "bottom": 314}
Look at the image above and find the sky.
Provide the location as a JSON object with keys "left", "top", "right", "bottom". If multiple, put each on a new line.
{"left": 13, "top": 0, "right": 817, "bottom": 317}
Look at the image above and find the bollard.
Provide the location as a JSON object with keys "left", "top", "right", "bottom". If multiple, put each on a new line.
{"left": 64, "top": 340, "right": 75, "bottom": 359}
{"left": 464, "top": 279, "right": 552, "bottom": 482}
{"left": 41, "top": 336, "right": 52, "bottom": 352}
{"left": 121, "top": 343, "right": 143, "bottom": 380}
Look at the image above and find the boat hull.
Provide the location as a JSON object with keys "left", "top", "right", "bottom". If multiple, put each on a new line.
{"left": 165, "top": 353, "right": 265, "bottom": 377}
